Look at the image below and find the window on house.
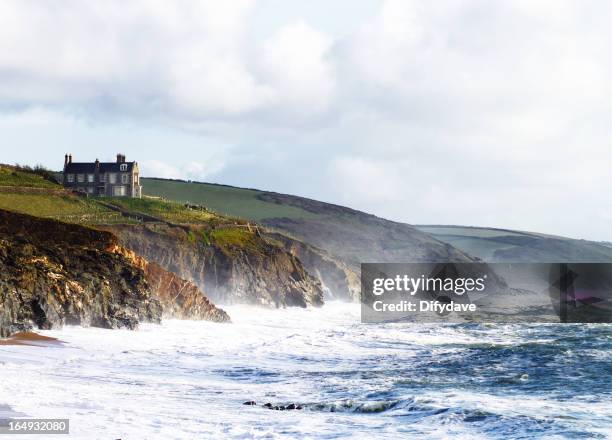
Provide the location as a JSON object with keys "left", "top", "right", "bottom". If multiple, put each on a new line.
{"left": 77, "top": 174, "right": 85, "bottom": 183}
{"left": 87, "top": 187, "right": 94, "bottom": 194}
{"left": 66, "top": 174, "right": 74, "bottom": 183}
{"left": 99, "top": 174, "right": 106, "bottom": 183}
{"left": 109, "top": 173, "right": 117, "bottom": 184}
{"left": 121, "top": 173, "right": 129, "bottom": 184}
{"left": 120, "top": 164, "right": 128, "bottom": 171}
{"left": 87, "top": 174, "right": 94, "bottom": 183}
{"left": 113, "top": 186, "right": 126, "bottom": 196}
{"left": 134, "top": 173, "right": 139, "bottom": 183}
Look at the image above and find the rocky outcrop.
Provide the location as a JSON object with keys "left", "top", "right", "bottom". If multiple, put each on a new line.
{"left": 265, "top": 232, "right": 360, "bottom": 301}
{"left": 111, "top": 245, "right": 229, "bottom": 322}
{"left": 0, "top": 210, "right": 162, "bottom": 337}
{"left": 0, "top": 209, "right": 229, "bottom": 337}
{"left": 104, "top": 223, "right": 324, "bottom": 308}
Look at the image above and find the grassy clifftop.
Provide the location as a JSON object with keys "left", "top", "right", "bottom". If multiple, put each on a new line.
{"left": 142, "top": 178, "right": 315, "bottom": 220}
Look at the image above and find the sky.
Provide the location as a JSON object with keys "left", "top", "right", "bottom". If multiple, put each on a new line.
{"left": 1, "top": 0, "right": 612, "bottom": 241}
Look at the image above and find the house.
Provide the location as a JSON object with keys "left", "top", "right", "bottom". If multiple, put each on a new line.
{"left": 62, "top": 153, "right": 142, "bottom": 198}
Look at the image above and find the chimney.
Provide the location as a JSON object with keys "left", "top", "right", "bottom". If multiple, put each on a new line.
{"left": 64, "top": 154, "right": 68, "bottom": 166}
{"left": 68, "top": 154, "right": 72, "bottom": 164}
{"left": 117, "top": 153, "right": 124, "bottom": 163}
{"left": 95, "top": 159, "right": 100, "bottom": 170}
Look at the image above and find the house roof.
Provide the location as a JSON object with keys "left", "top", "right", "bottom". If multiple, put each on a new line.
{"left": 64, "top": 162, "right": 136, "bottom": 174}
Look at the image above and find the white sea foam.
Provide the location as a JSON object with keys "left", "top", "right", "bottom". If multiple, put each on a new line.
{"left": 0, "top": 302, "right": 609, "bottom": 439}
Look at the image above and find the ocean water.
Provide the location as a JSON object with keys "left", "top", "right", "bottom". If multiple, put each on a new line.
{"left": 0, "top": 302, "right": 611, "bottom": 439}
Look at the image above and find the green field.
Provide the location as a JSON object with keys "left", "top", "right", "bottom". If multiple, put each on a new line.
{"left": 100, "top": 196, "right": 224, "bottom": 225}
{"left": 0, "top": 193, "right": 127, "bottom": 224}
{"left": 142, "top": 178, "right": 314, "bottom": 221}
{"left": 0, "top": 190, "right": 251, "bottom": 232}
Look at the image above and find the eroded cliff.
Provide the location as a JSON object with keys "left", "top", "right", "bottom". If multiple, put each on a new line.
{"left": 0, "top": 209, "right": 228, "bottom": 337}
{"left": 0, "top": 210, "right": 161, "bottom": 337}
{"left": 111, "top": 245, "right": 229, "bottom": 322}
{"left": 104, "top": 223, "right": 324, "bottom": 308}
{"left": 264, "top": 232, "right": 360, "bottom": 301}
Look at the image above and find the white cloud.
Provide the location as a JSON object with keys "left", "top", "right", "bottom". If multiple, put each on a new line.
{"left": 259, "top": 21, "right": 335, "bottom": 113}
{"left": 141, "top": 159, "right": 224, "bottom": 181}
{"left": 329, "top": 156, "right": 404, "bottom": 205}
{"left": 0, "top": 0, "right": 336, "bottom": 121}
{"left": 141, "top": 160, "right": 182, "bottom": 180}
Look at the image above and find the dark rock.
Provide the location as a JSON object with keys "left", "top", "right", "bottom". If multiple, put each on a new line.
{"left": 0, "top": 209, "right": 162, "bottom": 338}
{"left": 243, "top": 401, "right": 256, "bottom": 406}
{"left": 286, "top": 404, "right": 296, "bottom": 410}
{"left": 126, "top": 252, "right": 229, "bottom": 322}
{"left": 265, "top": 232, "right": 360, "bottom": 301}
{"left": 263, "top": 403, "right": 273, "bottom": 409}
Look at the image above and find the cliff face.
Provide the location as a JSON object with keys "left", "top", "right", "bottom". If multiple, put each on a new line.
{"left": 265, "top": 232, "right": 360, "bottom": 302}
{"left": 0, "top": 209, "right": 229, "bottom": 337}
{"left": 111, "top": 245, "right": 229, "bottom": 322}
{"left": 0, "top": 210, "right": 161, "bottom": 337}
{"left": 104, "top": 223, "right": 324, "bottom": 308}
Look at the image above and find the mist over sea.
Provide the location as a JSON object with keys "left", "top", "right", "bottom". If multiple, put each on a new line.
{"left": 1, "top": 303, "right": 610, "bottom": 439}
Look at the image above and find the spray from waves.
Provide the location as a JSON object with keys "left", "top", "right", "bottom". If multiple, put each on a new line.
{"left": 0, "top": 302, "right": 610, "bottom": 439}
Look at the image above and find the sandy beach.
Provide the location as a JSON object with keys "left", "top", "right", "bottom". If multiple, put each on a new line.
{"left": 0, "top": 332, "right": 63, "bottom": 347}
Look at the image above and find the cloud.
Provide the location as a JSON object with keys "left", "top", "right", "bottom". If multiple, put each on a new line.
{"left": 141, "top": 160, "right": 182, "bottom": 180}
{"left": 0, "top": 0, "right": 335, "bottom": 122}
{"left": 329, "top": 156, "right": 405, "bottom": 205}
{"left": 259, "top": 21, "right": 335, "bottom": 114}
{"left": 142, "top": 158, "right": 225, "bottom": 181}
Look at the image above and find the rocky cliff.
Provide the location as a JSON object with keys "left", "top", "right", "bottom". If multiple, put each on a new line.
{"left": 264, "top": 232, "right": 360, "bottom": 302}
{"left": 0, "top": 209, "right": 228, "bottom": 337}
{"left": 111, "top": 245, "right": 229, "bottom": 322}
{"left": 0, "top": 210, "right": 161, "bottom": 337}
{"left": 104, "top": 223, "right": 324, "bottom": 308}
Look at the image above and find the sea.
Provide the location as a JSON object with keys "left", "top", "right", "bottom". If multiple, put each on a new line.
{"left": 0, "top": 302, "right": 610, "bottom": 439}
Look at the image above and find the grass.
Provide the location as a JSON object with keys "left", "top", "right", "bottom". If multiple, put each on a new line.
{"left": 0, "top": 165, "right": 60, "bottom": 189}
{"left": 142, "top": 178, "right": 314, "bottom": 221}
{"left": 211, "top": 227, "right": 264, "bottom": 255}
{"left": 100, "top": 196, "right": 219, "bottom": 224}
{"left": 0, "top": 193, "right": 129, "bottom": 225}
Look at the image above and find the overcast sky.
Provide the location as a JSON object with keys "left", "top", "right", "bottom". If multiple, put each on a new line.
{"left": 1, "top": 0, "right": 611, "bottom": 241}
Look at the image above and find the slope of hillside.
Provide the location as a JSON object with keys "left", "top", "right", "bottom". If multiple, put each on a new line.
{"left": 416, "top": 225, "right": 612, "bottom": 262}
{"left": 141, "top": 178, "right": 476, "bottom": 267}
{"left": 0, "top": 164, "right": 59, "bottom": 188}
